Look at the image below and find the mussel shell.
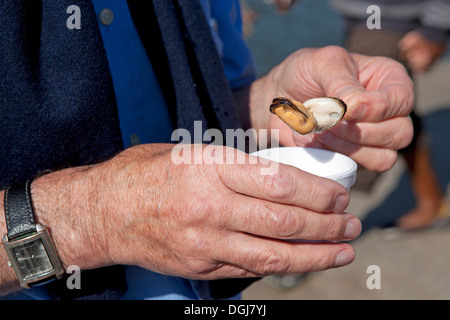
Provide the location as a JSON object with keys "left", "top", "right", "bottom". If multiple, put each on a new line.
{"left": 330, "top": 97, "right": 347, "bottom": 114}
{"left": 269, "top": 96, "right": 347, "bottom": 135}
{"left": 303, "top": 97, "right": 347, "bottom": 132}
{"left": 270, "top": 97, "right": 301, "bottom": 114}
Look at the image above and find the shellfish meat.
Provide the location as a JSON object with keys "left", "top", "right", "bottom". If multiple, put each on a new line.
{"left": 270, "top": 97, "right": 347, "bottom": 135}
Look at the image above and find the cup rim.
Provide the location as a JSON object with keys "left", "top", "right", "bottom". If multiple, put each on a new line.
{"left": 251, "top": 147, "right": 358, "bottom": 180}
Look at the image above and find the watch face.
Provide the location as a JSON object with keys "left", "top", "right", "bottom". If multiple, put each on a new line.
{"left": 11, "top": 238, "right": 54, "bottom": 280}
{"left": 3, "top": 226, "right": 65, "bottom": 287}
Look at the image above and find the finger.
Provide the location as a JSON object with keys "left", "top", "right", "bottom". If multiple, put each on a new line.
{"left": 215, "top": 231, "right": 356, "bottom": 276}
{"left": 311, "top": 46, "right": 366, "bottom": 100}
{"left": 220, "top": 193, "right": 361, "bottom": 241}
{"left": 343, "top": 86, "right": 414, "bottom": 123}
{"left": 345, "top": 55, "right": 415, "bottom": 122}
{"left": 406, "top": 50, "right": 433, "bottom": 75}
{"left": 311, "top": 50, "right": 414, "bottom": 123}
{"left": 398, "top": 30, "right": 421, "bottom": 51}
{"left": 217, "top": 156, "right": 350, "bottom": 214}
{"left": 314, "top": 131, "right": 399, "bottom": 172}
{"left": 327, "top": 117, "right": 414, "bottom": 150}
{"left": 290, "top": 130, "right": 399, "bottom": 171}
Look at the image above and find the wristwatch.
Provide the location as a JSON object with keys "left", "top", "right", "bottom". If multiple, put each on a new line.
{"left": 2, "top": 180, "right": 65, "bottom": 288}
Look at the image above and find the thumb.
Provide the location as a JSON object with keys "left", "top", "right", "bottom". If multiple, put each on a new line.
{"left": 312, "top": 47, "right": 366, "bottom": 120}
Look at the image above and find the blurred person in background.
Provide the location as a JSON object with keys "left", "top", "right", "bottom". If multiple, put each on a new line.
{"left": 329, "top": 0, "right": 450, "bottom": 230}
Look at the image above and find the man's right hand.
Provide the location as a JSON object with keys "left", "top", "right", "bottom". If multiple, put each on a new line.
{"left": 2, "top": 143, "right": 361, "bottom": 294}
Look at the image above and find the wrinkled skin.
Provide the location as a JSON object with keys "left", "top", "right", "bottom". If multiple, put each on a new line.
{"left": 251, "top": 46, "right": 414, "bottom": 172}
{"left": 0, "top": 46, "right": 414, "bottom": 296}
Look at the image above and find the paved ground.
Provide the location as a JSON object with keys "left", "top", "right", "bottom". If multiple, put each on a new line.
{"left": 242, "top": 58, "right": 450, "bottom": 300}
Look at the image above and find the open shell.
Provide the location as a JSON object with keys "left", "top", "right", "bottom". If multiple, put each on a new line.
{"left": 270, "top": 97, "right": 347, "bottom": 135}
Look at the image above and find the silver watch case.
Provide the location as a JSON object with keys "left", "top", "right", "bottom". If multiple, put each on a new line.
{"left": 2, "top": 224, "right": 65, "bottom": 288}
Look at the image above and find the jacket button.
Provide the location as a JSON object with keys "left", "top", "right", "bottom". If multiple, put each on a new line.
{"left": 130, "top": 134, "right": 141, "bottom": 146}
{"left": 99, "top": 8, "right": 114, "bottom": 26}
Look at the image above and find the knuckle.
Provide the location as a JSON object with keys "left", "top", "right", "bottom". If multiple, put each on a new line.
{"left": 185, "top": 259, "right": 211, "bottom": 275}
{"left": 309, "top": 181, "right": 339, "bottom": 212}
{"left": 308, "top": 254, "right": 335, "bottom": 272}
{"left": 183, "top": 228, "right": 208, "bottom": 252}
{"left": 273, "top": 208, "right": 304, "bottom": 238}
{"left": 255, "top": 248, "right": 290, "bottom": 275}
{"left": 317, "top": 45, "right": 348, "bottom": 59}
{"left": 261, "top": 169, "right": 294, "bottom": 201}
{"left": 257, "top": 203, "right": 304, "bottom": 238}
{"left": 325, "top": 216, "right": 347, "bottom": 240}
{"left": 381, "top": 130, "right": 396, "bottom": 149}
{"left": 178, "top": 197, "right": 213, "bottom": 226}
{"left": 181, "top": 229, "right": 213, "bottom": 275}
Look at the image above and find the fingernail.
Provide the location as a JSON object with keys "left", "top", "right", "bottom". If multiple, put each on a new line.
{"left": 334, "top": 250, "right": 355, "bottom": 267}
{"left": 344, "top": 218, "right": 362, "bottom": 240}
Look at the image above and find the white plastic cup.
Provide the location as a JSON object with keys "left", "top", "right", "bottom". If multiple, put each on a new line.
{"left": 251, "top": 147, "right": 357, "bottom": 190}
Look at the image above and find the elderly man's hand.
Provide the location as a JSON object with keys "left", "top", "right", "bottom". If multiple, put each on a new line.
{"left": 24, "top": 143, "right": 360, "bottom": 284}
{"left": 251, "top": 46, "right": 415, "bottom": 172}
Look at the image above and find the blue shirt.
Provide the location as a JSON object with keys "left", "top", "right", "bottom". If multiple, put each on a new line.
{"left": 4, "top": 0, "right": 255, "bottom": 300}
{"left": 95, "top": 0, "right": 255, "bottom": 149}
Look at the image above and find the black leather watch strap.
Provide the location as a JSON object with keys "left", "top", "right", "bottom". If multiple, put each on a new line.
{"left": 4, "top": 180, "right": 37, "bottom": 240}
